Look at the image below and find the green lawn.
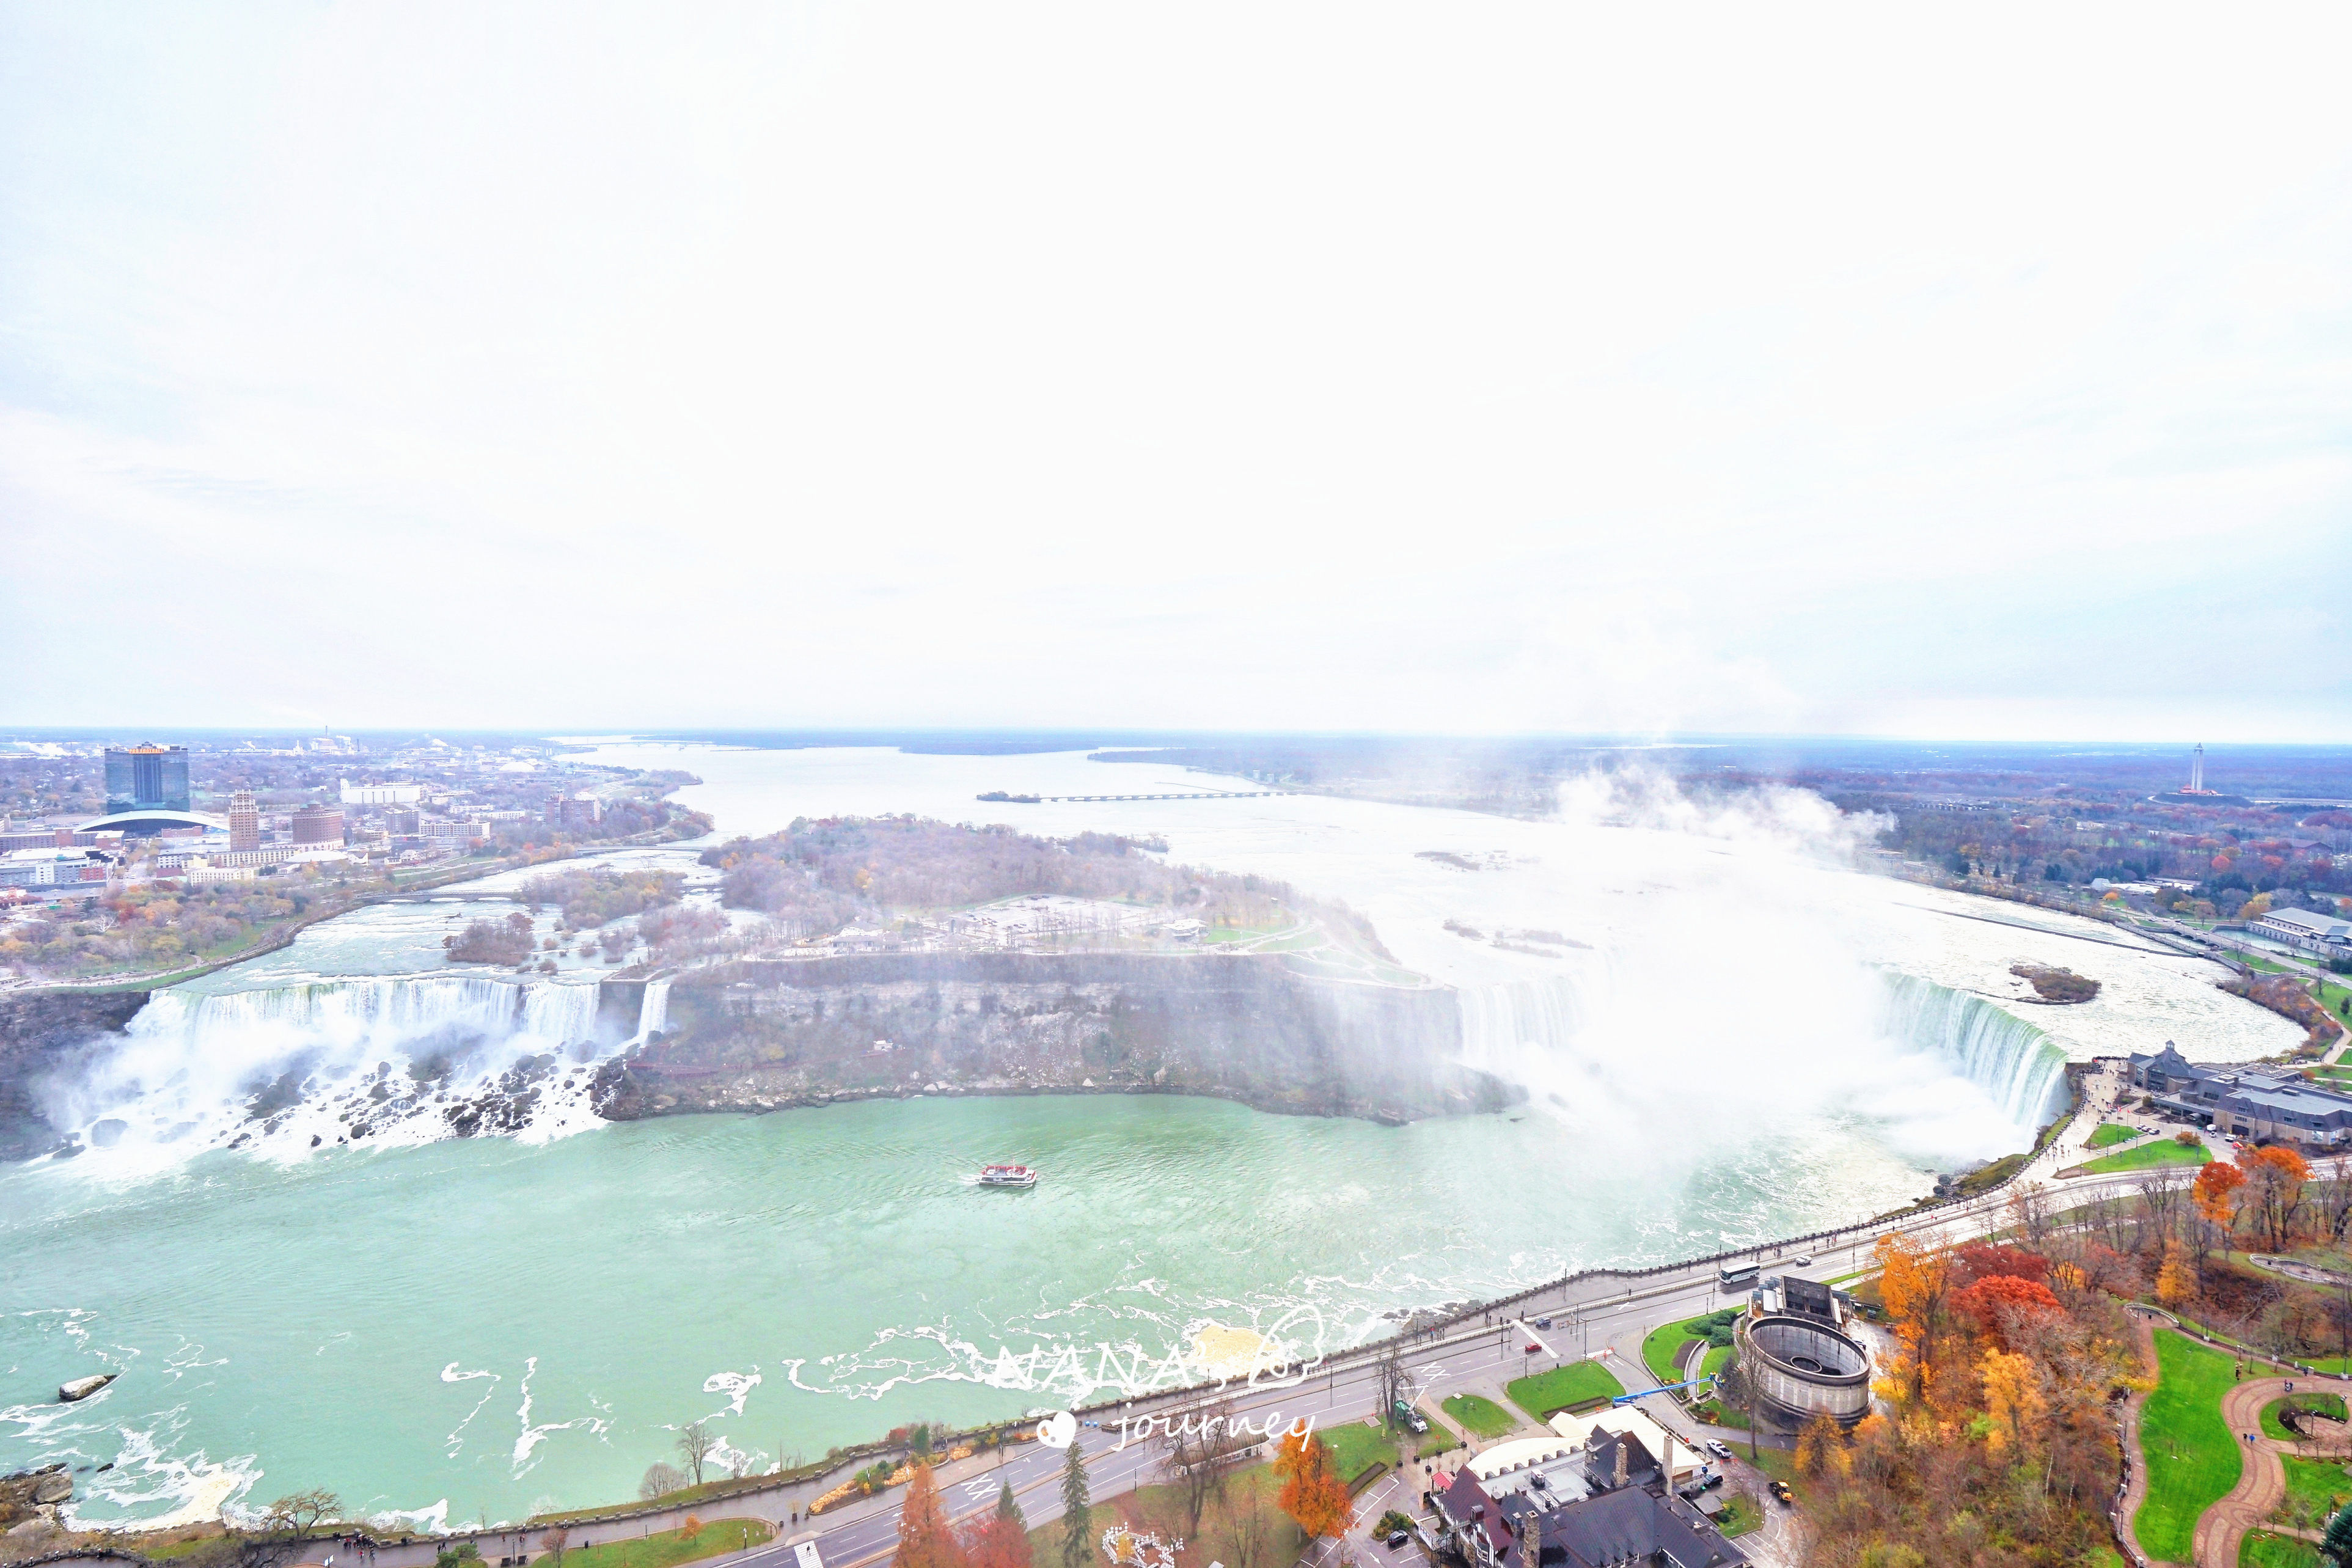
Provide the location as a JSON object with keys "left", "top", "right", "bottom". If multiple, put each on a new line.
{"left": 1505, "top": 1360, "right": 1625, "bottom": 1420}
{"left": 2241, "top": 1529, "right": 2323, "bottom": 1567}
{"left": 2282, "top": 1455, "right": 2352, "bottom": 1519}
{"left": 2261, "top": 1393, "right": 2349, "bottom": 1440}
{"left": 2083, "top": 1139, "right": 2211, "bottom": 1174}
{"left": 1320, "top": 1421, "right": 1400, "bottom": 1486}
{"left": 1641, "top": 1311, "right": 1738, "bottom": 1385}
{"left": 544, "top": 1520, "right": 772, "bottom": 1568}
{"left": 1442, "top": 1393, "right": 1521, "bottom": 1439}
{"left": 2134, "top": 1329, "right": 2244, "bottom": 1563}
{"left": 2088, "top": 1123, "right": 2144, "bottom": 1148}
{"left": 1715, "top": 1495, "right": 1762, "bottom": 1539}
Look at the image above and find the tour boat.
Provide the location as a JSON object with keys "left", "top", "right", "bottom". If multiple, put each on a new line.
{"left": 976, "top": 1163, "right": 1038, "bottom": 1189}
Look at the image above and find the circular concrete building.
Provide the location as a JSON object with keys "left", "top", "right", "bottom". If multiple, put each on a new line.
{"left": 1735, "top": 1312, "right": 1873, "bottom": 1429}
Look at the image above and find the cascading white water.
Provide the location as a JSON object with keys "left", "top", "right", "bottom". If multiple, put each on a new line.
{"left": 1876, "top": 972, "right": 2071, "bottom": 1129}
{"left": 40, "top": 975, "right": 617, "bottom": 1167}
{"left": 1449, "top": 966, "right": 2072, "bottom": 1158}
{"left": 632, "top": 978, "right": 671, "bottom": 1043}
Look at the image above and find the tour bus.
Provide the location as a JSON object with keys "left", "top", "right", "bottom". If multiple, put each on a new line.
{"left": 789, "top": 1534, "right": 824, "bottom": 1568}
{"left": 1717, "top": 1262, "right": 1759, "bottom": 1290}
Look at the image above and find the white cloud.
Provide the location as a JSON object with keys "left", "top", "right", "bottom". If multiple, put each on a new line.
{"left": 2, "top": 2, "right": 2348, "bottom": 736}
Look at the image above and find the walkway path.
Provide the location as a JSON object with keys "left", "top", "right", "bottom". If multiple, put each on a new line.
{"left": 2114, "top": 1311, "right": 2160, "bottom": 1566}
{"left": 2194, "top": 1376, "right": 2345, "bottom": 1567}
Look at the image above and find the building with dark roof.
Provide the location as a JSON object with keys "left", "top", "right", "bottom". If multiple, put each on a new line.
{"left": 1431, "top": 1429, "right": 1746, "bottom": 1568}
{"left": 2128, "top": 1044, "right": 2352, "bottom": 1145}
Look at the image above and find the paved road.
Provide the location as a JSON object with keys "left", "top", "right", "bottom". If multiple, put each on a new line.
{"left": 360, "top": 1079, "right": 2348, "bottom": 1568}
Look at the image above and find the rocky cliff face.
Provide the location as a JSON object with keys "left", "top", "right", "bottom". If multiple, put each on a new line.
{"left": 593, "top": 952, "right": 1517, "bottom": 1124}
{"left": 0, "top": 991, "right": 150, "bottom": 1160}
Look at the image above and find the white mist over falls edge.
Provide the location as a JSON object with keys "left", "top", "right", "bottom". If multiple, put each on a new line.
{"left": 2, "top": 749, "right": 2297, "bottom": 1530}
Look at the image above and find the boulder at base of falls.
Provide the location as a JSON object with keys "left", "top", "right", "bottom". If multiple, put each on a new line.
{"left": 30, "top": 1473, "right": 70, "bottom": 1505}
{"left": 58, "top": 1372, "right": 115, "bottom": 1402}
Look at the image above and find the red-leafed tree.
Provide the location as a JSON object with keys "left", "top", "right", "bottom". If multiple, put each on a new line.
{"left": 1951, "top": 1243, "right": 2050, "bottom": 1289}
{"left": 960, "top": 1482, "right": 1032, "bottom": 1568}
{"left": 1952, "top": 1275, "right": 2063, "bottom": 1346}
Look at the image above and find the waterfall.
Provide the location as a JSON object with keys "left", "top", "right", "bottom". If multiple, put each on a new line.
{"left": 1446, "top": 967, "right": 2070, "bottom": 1151}
{"left": 1877, "top": 972, "right": 2071, "bottom": 1129}
{"left": 632, "top": 978, "right": 671, "bottom": 1043}
{"left": 1453, "top": 978, "right": 1584, "bottom": 1078}
{"left": 40, "top": 974, "right": 620, "bottom": 1166}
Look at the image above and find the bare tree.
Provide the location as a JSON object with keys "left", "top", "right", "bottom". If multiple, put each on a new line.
{"left": 639, "top": 1462, "right": 687, "bottom": 1501}
{"left": 2008, "top": 1181, "right": 2052, "bottom": 1248}
{"left": 229, "top": 1490, "right": 346, "bottom": 1568}
{"left": 1375, "top": 1343, "right": 1411, "bottom": 1432}
{"left": 1222, "top": 1479, "right": 1273, "bottom": 1568}
{"left": 1161, "top": 1398, "right": 1248, "bottom": 1540}
{"left": 2136, "top": 1164, "right": 2191, "bottom": 1251}
{"left": 540, "top": 1528, "right": 570, "bottom": 1568}
{"left": 2317, "top": 1174, "right": 2352, "bottom": 1246}
{"left": 676, "top": 1422, "right": 716, "bottom": 1487}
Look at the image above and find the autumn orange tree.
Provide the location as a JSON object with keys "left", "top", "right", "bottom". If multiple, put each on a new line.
{"left": 1872, "top": 1232, "right": 1951, "bottom": 1407}
{"left": 2240, "top": 1145, "right": 2313, "bottom": 1251}
{"left": 1272, "top": 1429, "right": 1352, "bottom": 1541}
{"left": 2192, "top": 1158, "right": 2246, "bottom": 1255}
{"left": 895, "top": 1462, "right": 964, "bottom": 1568}
{"left": 2155, "top": 1237, "right": 2196, "bottom": 1307}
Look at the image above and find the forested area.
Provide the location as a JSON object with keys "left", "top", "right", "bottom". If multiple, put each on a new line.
{"left": 699, "top": 817, "right": 1348, "bottom": 944}
{"left": 519, "top": 868, "right": 684, "bottom": 929}
{"left": 0, "top": 879, "right": 322, "bottom": 973}
{"left": 1795, "top": 1145, "right": 2352, "bottom": 1565}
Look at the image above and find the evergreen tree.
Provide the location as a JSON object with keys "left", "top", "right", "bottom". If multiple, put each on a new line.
{"left": 1058, "top": 1438, "right": 1092, "bottom": 1568}
{"left": 998, "top": 1481, "right": 1025, "bottom": 1527}
{"left": 2325, "top": 1505, "right": 2352, "bottom": 1566}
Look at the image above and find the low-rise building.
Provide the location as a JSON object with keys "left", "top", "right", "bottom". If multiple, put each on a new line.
{"left": 0, "top": 847, "right": 112, "bottom": 887}
{"left": 2128, "top": 1044, "right": 2352, "bottom": 1145}
{"left": 2251, "top": 907, "right": 2352, "bottom": 958}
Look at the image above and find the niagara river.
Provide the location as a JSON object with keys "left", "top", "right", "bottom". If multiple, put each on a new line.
{"left": 0, "top": 743, "right": 2301, "bottom": 1530}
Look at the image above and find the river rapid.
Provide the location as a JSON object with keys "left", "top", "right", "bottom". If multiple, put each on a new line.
{"left": 0, "top": 744, "right": 2299, "bottom": 1530}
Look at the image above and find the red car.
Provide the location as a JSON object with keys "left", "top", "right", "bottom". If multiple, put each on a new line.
{"left": 1525, "top": 1342, "right": 1541, "bottom": 1354}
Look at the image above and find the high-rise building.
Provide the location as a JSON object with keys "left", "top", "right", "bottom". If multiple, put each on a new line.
{"left": 104, "top": 744, "right": 190, "bottom": 813}
{"left": 229, "top": 791, "right": 260, "bottom": 852}
{"left": 290, "top": 805, "right": 345, "bottom": 845}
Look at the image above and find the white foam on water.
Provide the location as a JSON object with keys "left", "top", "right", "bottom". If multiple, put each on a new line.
{"left": 702, "top": 1369, "right": 760, "bottom": 1417}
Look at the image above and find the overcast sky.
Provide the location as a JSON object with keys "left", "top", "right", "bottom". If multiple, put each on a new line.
{"left": 3, "top": 4, "right": 2348, "bottom": 741}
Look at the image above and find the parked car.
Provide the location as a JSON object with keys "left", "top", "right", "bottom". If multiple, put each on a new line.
{"left": 1534, "top": 1316, "right": 1553, "bottom": 1328}
{"left": 1386, "top": 1533, "right": 1410, "bottom": 1551}
{"left": 1768, "top": 1480, "right": 1794, "bottom": 1506}
{"left": 1705, "top": 1440, "right": 1732, "bottom": 1460}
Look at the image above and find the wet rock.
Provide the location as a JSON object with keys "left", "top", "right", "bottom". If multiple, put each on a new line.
{"left": 89, "top": 1118, "right": 129, "bottom": 1148}
{"left": 31, "top": 1472, "right": 70, "bottom": 1504}
{"left": 58, "top": 1374, "right": 115, "bottom": 1403}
